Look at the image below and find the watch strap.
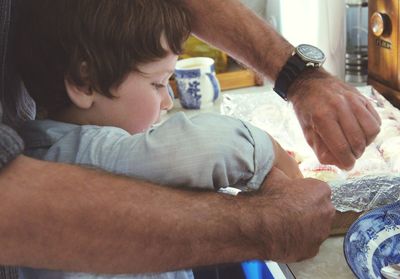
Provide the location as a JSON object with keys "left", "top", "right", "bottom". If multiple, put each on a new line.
{"left": 273, "top": 54, "right": 306, "bottom": 101}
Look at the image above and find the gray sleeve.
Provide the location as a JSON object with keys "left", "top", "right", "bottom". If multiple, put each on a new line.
{"left": 0, "top": 124, "right": 24, "bottom": 168}
{"left": 72, "top": 112, "right": 275, "bottom": 192}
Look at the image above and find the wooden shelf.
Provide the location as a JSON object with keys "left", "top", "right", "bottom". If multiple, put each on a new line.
{"left": 170, "top": 68, "right": 263, "bottom": 98}
{"left": 217, "top": 69, "right": 260, "bottom": 90}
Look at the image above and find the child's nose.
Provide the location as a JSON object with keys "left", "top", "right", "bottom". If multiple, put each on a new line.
{"left": 161, "top": 85, "right": 174, "bottom": 110}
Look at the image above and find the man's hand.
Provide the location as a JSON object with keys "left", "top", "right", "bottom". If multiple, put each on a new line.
{"left": 288, "top": 70, "right": 381, "bottom": 170}
{"left": 254, "top": 167, "right": 335, "bottom": 262}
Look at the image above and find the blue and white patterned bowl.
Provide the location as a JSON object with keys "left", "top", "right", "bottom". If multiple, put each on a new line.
{"left": 344, "top": 201, "right": 400, "bottom": 279}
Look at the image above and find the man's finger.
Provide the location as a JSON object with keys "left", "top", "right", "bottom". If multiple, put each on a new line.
{"left": 336, "top": 104, "right": 367, "bottom": 159}
{"left": 364, "top": 95, "right": 382, "bottom": 125}
{"left": 362, "top": 101, "right": 382, "bottom": 144}
{"left": 303, "top": 126, "right": 348, "bottom": 168}
{"left": 316, "top": 119, "right": 356, "bottom": 169}
{"left": 312, "top": 133, "right": 342, "bottom": 166}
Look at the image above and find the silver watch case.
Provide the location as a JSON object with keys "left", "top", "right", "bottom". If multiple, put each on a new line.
{"left": 294, "top": 44, "right": 326, "bottom": 67}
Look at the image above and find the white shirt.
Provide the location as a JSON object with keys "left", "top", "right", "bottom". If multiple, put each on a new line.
{"left": 18, "top": 112, "right": 275, "bottom": 279}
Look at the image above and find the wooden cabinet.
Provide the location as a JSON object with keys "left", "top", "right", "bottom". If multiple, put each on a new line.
{"left": 368, "top": 0, "right": 400, "bottom": 107}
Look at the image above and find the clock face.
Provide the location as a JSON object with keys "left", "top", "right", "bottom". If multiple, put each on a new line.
{"left": 297, "top": 44, "right": 325, "bottom": 62}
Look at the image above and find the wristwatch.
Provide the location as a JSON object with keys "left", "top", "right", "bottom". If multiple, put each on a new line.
{"left": 273, "top": 44, "right": 326, "bottom": 100}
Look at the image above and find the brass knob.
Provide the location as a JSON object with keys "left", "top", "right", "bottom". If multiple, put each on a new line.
{"left": 370, "top": 12, "right": 391, "bottom": 37}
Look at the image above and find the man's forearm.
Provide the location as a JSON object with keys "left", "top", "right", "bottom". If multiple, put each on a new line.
{"left": 184, "top": 0, "right": 293, "bottom": 81}
{"left": 0, "top": 155, "right": 265, "bottom": 273}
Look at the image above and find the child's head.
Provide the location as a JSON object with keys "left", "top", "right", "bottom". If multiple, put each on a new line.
{"left": 16, "top": 0, "right": 191, "bottom": 133}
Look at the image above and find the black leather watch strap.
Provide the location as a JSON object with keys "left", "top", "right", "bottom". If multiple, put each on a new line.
{"left": 273, "top": 54, "right": 306, "bottom": 101}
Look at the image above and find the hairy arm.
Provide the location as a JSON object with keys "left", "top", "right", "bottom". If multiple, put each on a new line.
{"left": 0, "top": 155, "right": 259, "bottom": 273}
{"left": 183, "top": 0, "right": 381, "bottom": 169}
{"left": 0, "top": 155, "right": 333, "bottom": 273}
{"left": 184, "top": 0, "right": 292, "bottom": 82}
{"left": 0, "top": 155, "right": 258, "bottom": 272}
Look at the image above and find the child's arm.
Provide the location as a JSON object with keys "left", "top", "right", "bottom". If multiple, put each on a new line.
{"left": 269, "top": 135, "right": 304, "bottom": 179}
{"left": 24, "top": 113, "right": 275, "bottom": 192}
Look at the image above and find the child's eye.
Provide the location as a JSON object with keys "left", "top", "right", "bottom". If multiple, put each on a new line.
{"left": 151, "top": 83, "right": 165, "bottom": 90}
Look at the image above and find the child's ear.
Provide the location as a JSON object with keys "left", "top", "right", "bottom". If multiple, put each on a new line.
{"left": 64, "top": 77, "right": 95, "bottom": 110}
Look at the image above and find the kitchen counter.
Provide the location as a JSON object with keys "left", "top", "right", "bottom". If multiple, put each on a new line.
{"left": 164, "top": 83, "right": 357, "bottom": 278}
{"left": 288, "top": 237, "right": 355, "bottom": 278}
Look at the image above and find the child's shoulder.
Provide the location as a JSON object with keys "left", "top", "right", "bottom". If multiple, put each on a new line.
{"left": 21, "top": 119, "right": 136, "bottom": 165}
{"left": 20, "top": 119, "right": 129, "bottom": 150}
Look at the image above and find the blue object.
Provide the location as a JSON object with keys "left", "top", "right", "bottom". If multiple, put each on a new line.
{"left": 241, "top": 260, "right": 275, "bottom": 279}
{"left": 344, "top": 201, "right": 400, "bottom": 279}
{"left": 175, "top": 62, "right": 220, "bottom": 109}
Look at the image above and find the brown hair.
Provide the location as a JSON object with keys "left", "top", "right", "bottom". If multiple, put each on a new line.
{"left": 16, "top": 0, "right": 191, "bottom": 115}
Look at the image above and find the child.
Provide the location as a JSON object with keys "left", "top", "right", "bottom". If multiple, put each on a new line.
{"left": 16, "top": 0, "right": 302, "bottom": 278}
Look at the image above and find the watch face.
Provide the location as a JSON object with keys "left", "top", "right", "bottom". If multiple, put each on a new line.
{"left": 296, "top": 44, "right": 326, "bottom": 63}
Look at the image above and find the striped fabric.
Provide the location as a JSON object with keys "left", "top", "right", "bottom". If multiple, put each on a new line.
{"left": 0, "top": 267, "right": 18, "bottom": 279}
{"left": 0, "top": 0, "right": 20, "bottom": 277}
